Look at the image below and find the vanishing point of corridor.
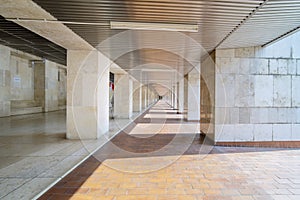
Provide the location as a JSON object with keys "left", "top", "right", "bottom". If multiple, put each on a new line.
{"left": 39, "top": 101, "right": 300, "bottom": 200}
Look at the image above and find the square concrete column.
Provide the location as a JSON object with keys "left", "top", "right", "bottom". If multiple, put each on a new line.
{"left": 133, "top": 81, "right": 142, "bottom": 112}
{"left": 114, "top": 74, "right": 133, "bottom": 118}
{"left": 184, "top": 76, "right": 188, "bottom": 110}
{"left": 34, "top": 62, "right": 45, "bottom": 112}
{"left": 170, "top": 86, "right": 174, "bottom": 108}
{"left": 178, "top": 77, "right": 184, "bottom": 113}
{"left": 44, "top": 60, "right": 59, "bottom": 112}
{"left": 149, "top": 90, "right": 152, "bottom": 104}
{"left": 147, "top": 87, "right": 151, "bottom": 106}
{"left": 0, "top": 45, "right": 10, "bottom": 117}
{"left": 168, "top": 90, "right": 172, "bottom": 105}
{"left": 150, "top": 91, "right": 154, "bottom": 104}
{"left": 153, "top": 92, "right": 156, "bottom": 103}
{"left": 169, "top": 89, "right": 172, "bottom": 107}
{"left": 67, "top": 50, "right": 109, "bottom": 139}
{"left": 187, "top": 67, "right": 201, "bottom": 121}
{"left": 173, "top": 84, "right": 178, "bottom": 109}
{"left": 142, "top": 86, "right": 147, "bottom": 109}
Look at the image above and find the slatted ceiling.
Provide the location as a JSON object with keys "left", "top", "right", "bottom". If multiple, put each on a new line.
{"left": 33, "top": 0, "right": 264, "bottom": 53}
{"left": 66, "top": 24, "right": 122, "bottom": 47}
{"left": 0, "top": 16, "right": 66, "bottom": 65}
{"left": 24, "top": 0, "right": 300, "bottom": 80}
{"left": 219, "top": 0, "right": 300, "bottom": 49}
{"left": 115, "top": 49, "right": 193, "bottom": 70}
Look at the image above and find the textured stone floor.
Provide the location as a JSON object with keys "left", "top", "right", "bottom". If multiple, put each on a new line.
{"left": 0, "top": 110, "right": 144, "bottom": 199}
{"left": 39, "top": 102, "right": 300, "bottom": 200}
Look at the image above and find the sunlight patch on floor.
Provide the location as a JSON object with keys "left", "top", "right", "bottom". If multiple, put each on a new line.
{"left": 129, "top": 123, "right": 200, "bottom": 135}
{"left": 143, "top": 113, "right": 184, "bottom": 119}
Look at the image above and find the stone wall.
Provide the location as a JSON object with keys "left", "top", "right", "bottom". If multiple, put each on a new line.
{"left": 10, "top": 53, "right": 34, "bottom": 100}
{"left": 215, "top": 46, "right": 300, "bottom": 142}
{"left": 0, "top": 44, "right": 67, "bottom": 117}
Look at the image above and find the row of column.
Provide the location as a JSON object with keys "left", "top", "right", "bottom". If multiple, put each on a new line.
{"left": 114, "top": 74, "right": 157, "bottom": 119}
{"left": 165, "top": 67, "right": 201, "bottom": 121}
{"left": 66, "top": 50, "right": 158, "bottom": 139}
{"left": 66, "top": 49, "right": 199, "bottom": 140}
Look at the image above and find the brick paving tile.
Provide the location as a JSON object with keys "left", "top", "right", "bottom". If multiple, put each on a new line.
{"left": 38, "top": 102, "right": 300, "bottom": 200}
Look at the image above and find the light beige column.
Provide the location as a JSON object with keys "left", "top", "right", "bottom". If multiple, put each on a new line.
{"left": 0, "top": 45, "right": 11, "bottom": 117}
{"left": 152, "top": 91, "right": 156, "bottom": 103}
{"left": 187, "top": 67, "right": 201, "bottom": 121}
{"left": 148, "top": 90, "right": 152, "bottom": 105}
{"left": 169, "top": 89, "right": 172, "bottom": 106}
{"left": 178, "top": 77, "right": 184, "bottom": 113}
{"left": 184, "top": 75, "right": 188, "bottom": 110}
{"left": 168, "top": 90, "right": 172, "bottom": 105}
{"left": 34, "top": 62, "right": 45, "bottom": 112}
{"left": 147, "top": 86, "right": 150, "bottom": 107}
{"left": 142, "top": 85, "right": 147, "bottom": 109}
{"left": 67, "top": 50, "right": 109, "bottom": 139}
{"left": 173, "top": 84, "right": 178, "bottom": 109}
{"left": 44, "top": 60, "right": 59, "bottom": 112}
{"left": 114, "top": 74, "right": 133, "bottom": 118}
{"left": 170, "top": 84, "right": 174, "bottom": 108}
{"left": 150, "top": 90, "right": 154, "bottom": 104}
{"left": 133, "top": 81, "right": 142, "bottom": 112}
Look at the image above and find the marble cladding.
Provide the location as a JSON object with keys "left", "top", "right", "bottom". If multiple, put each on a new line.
{"left": 0, "top": 45, "right": 11, "bottom": 117}
{"left": 67, "top": 50, "right": 110, "bottom": 139}
{"left": 216, "top": 47, "right": 300, "bottom": 142}
{"left": 0, "top": 44, "right": 66, "bottom": 117}
{"left": 201, "top": 52, "right": 215, "bottom": 140}
{"left": 58, "top": 68, "right": 67, "bottom": 106}
{"left": 67, "top": 50, "right": 99, "bottom": 139}
{"left": 142, "top": 86, "right": 147, "bottom": 109}
{"left": 187, "top": 68, "right": 201, "bottom": 121}
{"left": 114, "top": 74, "right": 133, "bottom": 118}
{"left": 45, "top": 61, "right": 59, "bottom": 112}
{"left": 132, "top": 81, "right": 142, "bottom": 112}
{"left": 10, "top": 55, "right": 34, "bottom": 101}
{"left": 34, "top": 62, "right": 45, "bottom": 110}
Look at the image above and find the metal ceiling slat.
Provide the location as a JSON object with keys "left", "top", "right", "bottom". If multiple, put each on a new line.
{"left": 218, "top": 0, "right": 300, "bottom": 48}
{"left": 30, "top": 0, "right": 300, "bottom": 61}
{"left": 0, "top": 16, "right": 66, "bottom": 65}
{"left": 33, "top": 0, "right": 263, "bottom": 52}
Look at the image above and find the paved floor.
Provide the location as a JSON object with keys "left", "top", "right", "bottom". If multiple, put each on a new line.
{"left": 38, "top": 101, "right": 300, "bottom": 200}
{"left": 0, "top": 108, "right": 147, "bottom": 199}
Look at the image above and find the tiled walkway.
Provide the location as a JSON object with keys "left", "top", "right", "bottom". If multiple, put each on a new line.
{"left": 0, "top": 109, "right": 145, "bottom": 199}
{"left": 39, "top": 101, "right": 300, "bottom": 200}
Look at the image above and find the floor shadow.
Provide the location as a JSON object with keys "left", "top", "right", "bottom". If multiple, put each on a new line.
{"left": 38, "top": 132, "right": 206, "bottom": 199}
{"left": 38, "top": 103, "right": 299, "bottom": 200}
{"left": 38, "top": 104, "right": 206, "bottom": 199}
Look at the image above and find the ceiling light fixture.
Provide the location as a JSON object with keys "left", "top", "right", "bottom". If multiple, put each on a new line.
{"left": 6, "top": 18, "right": 109, "bottom": 26}
{"left": 110, "top": 21, "right": 198, "bottom": 32}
